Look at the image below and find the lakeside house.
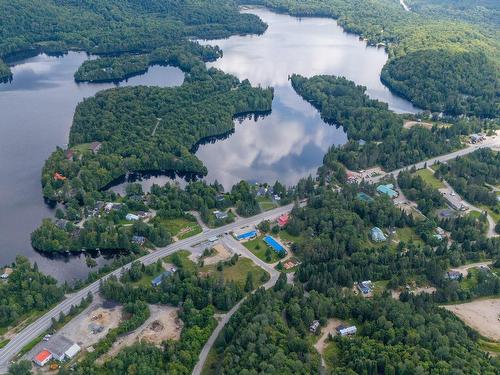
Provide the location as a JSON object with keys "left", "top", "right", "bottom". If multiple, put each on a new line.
{"left": 53, "top": 172, "right": 67, "bottom": 181}
{"left": 1, "top": 267, "right": 13, "bottom": 279}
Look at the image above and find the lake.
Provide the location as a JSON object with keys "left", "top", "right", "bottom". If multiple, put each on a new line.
{"left": 0, "top": 52, "right": 184, "bottom": 282}
{"left": 0, "top": 7, "right": 417, "bottom": 281}
{"left": 195, "top": 7, "right": 417, "bottom": 188}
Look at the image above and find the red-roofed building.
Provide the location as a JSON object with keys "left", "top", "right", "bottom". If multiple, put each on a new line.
{"left": 34, "top": 350, "right": 52, "bottom": 366}
{"left": 53, "top": 172, "right": 67, "bottom": 181}
{"left": 277, "top": 213, "right": 289, "bottom": 228}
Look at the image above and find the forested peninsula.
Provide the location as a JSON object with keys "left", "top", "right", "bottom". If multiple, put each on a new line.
{"left": 42, "top": 68, "right": 273, "bottom": 201}
{"left": 290, "top": 74, "right": 489, "bottom": 171}
{"left": 241, "top": 0, "right": 499, "bottom": 117}
{"left": 0, "top": 0, "right": 267, "bottom": 82}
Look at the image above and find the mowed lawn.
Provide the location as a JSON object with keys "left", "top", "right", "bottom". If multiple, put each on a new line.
{"left": 243, "top": 236, "right": 281, "bottom": 263}
{"left": 415, "top": 169, "right": 445, "bottom": 189}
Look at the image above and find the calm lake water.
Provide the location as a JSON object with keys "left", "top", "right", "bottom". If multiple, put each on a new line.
{"left": 0, "top": 52, "right": 184, "bottom": 281}
{"left": 195, "top": 7, "right": 418, "bottom": 188}
{"left": 0, "top": 7, "right": 417, "bottom": 281}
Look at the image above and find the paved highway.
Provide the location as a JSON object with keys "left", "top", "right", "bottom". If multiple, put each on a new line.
{"left": 0, "top": 203, "right": 295, "bottom": 372}
{"left": 370, "top": 136, "right": 500, "bottom": 184}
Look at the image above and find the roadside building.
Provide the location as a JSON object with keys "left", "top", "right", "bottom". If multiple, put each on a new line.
{"left": 377, "top": 184, "right": 398, "bottom": 199}
{"left": 264, "top": 235, "right": 287, "bottom": 255}
{"left": 336, "top": 325, "right": 357, "bottom": 337}
{"left": 370, "top": 227, "right": 387, "bottom": 242}
{"left": 214, "top": 210, "right": 228, "bottom": 220}
{"left": 43, "top": 336, "right": 80, "bottom": 362}
{"left": 151, "top": 269, "right": 176, "bottom": 287}
{"left": 309, "top": 320, "right": 320, "bottom": 333}
{"left": 131, "top": 235, "right": 146, "bottom": 245}
{"left": 125, "top": 213, "right": 140, "bottom": 221}
{"left": 34, "top": 350, "right": 52, "bottom": 366}
{"left": 236, "top": 230, "right": 257, "bottom": 241}
{"left": 277, "top": 213, "right": 289, "bottom": 228}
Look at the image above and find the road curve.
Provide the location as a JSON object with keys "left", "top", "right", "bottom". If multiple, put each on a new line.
{"left": 0, "top": 204, "right": 295, "bottom": 372}
{"left": 192, "top": 236, "right": 280, "bottom": 375}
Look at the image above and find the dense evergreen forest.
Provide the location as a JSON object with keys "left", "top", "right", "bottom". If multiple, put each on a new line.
{"left": 291, "top": 74, "right": 484, "bottom": 171}
{"left": 241, "top": 0, "right": 499, "bottom": 117}
{"left": 436, "top": 149, "right": 500, "bottom": 209}
{"left": 0, "top": 257, "right": 65, "bottom": 329}
{"left": 0, "top": 0, "right": 267, "bottom": 81}
{"left": 41, "top": 69, "right": 272, "bottom": 201}
{"left": 211, "top": 283, "right": 499, "bottom": 374}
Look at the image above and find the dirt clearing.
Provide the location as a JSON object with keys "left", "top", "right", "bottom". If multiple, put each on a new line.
{"left": 314, "top": 318, "right": 347, "bottom": 366}
{"left": 194, "top": 243, "right": 232, "bottom": 265}
{"left": 59, "top": 296, "right": 123, "bottom": 349}
{"left": 443, "top": 298, "right": 500, "bottom": 340}
{"left": 103, "top": 305, "right": 182, "bottom": 360}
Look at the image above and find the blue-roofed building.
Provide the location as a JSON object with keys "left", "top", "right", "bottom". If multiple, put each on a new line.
{"left": 370, "top": 227, "right": 387, "bottom": 242}
{"left": 376, "top": 184, "right": 398, "bottom": 199}
{"left": 264, "top": 235, "right": 287, "bottom": 255}
{"left": 236, "top": 231, "right": 257, "bottom": 241}
{"left": 151, "top": 269, "right": 175, "bottom": 287}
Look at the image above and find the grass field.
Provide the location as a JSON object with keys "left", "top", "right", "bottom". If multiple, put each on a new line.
{"left": 201, "top": 347, "right": 220, "bottom": 375}
{"left": 163, "top": 250, "right": 197, "bottom": 273}
{"left": 201, "top": 258, "right": 269, "bottom": 288}
{"left": 278, "top": 230, "right": 301, "bottom": 245}
{"left": 243, "top": 236, "right": 281, "bottom": 263}
{"left": 479, "top": 339, "right": 500, "bottom": 355}
{"left": 257, "top": 196, "right": 277, "bottom": 211}
{"left": 71, "top": 142, "right": 93, "bottom": 154}
{"left": 415, "top": 169, "right": 445, "bottom": 189}
{"left": 395, "top": 227, "right": 424, "bottom": 245}
{"left": 372, "top": 280, "right": 389, "bottom": 295}
{"left": 155, "top": 217, "right": 202, "bottom": 239}
{"left": 478, "top": 204, "right": 500, "bottom": 223}
{"left": 323, "top": 341, "right": 339, "bottom": 369}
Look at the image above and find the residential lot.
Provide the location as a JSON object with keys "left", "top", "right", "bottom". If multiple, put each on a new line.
{"left": 443, "top": 298, "right": 500, "bottom": 340}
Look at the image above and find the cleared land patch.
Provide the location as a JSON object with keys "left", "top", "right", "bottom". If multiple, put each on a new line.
{"left": 443, "top": 298, "right": 500, "bottom": 340}
{"left": 104, "top": 305, "right": 182, "bottom": 360}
